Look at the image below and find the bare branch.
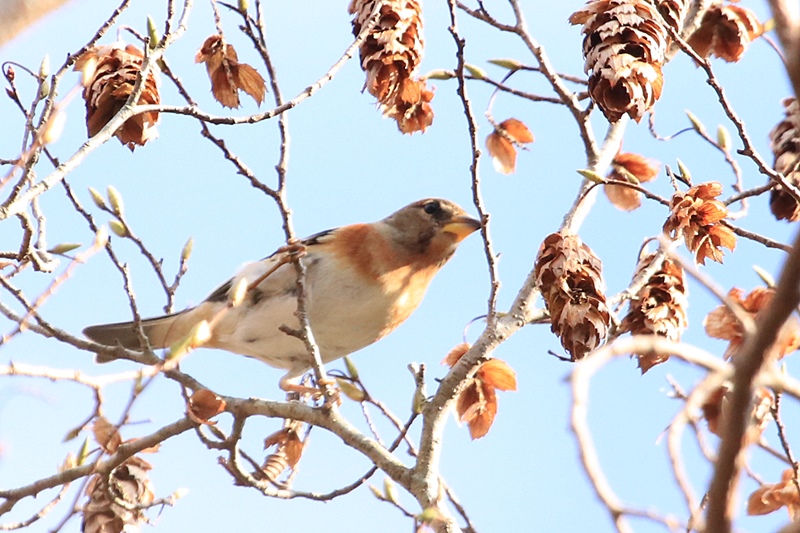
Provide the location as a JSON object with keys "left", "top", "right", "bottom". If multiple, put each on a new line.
{"left": 705, "top": 223, "right": 800, "bottom": 532}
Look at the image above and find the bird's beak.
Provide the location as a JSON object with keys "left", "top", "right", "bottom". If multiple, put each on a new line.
{"left": 442, "top": 216, "right": 482, "bottom": 242}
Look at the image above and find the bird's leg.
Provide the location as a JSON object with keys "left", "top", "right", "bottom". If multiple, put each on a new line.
{"left": 279, "top": 378, "right": 321, "bottom": 397}
{"left": 279, "top": 374, "right": 340, "bottom": 406}
{"left": 277, "top": 241, "right": 340, "bottom": 405}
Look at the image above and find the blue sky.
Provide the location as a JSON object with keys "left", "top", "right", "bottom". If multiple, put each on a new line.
{"left": 1, "top": 1, "right": 798, "bottom": 532}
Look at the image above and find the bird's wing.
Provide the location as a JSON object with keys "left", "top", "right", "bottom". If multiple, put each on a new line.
{"left": 204, "top": 228, "right": 336, "bottom": 305}
{"left": 84, "top": 228, "right": 340, "bottom": 358}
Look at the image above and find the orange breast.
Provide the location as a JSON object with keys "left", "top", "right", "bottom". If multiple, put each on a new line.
{"left": 329, "top": 224, "right": 443, "bottom": 339}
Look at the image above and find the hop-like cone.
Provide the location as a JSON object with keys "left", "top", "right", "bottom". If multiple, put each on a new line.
{"left": 569, "top": 0, "right": 669, "bottom": 123}
{"left": 663, "top": 181, "right": 736, "bottom": 264}
{"left": 619, "top": 252, "right": 688, "bottom": 372}
{"left": 657, "top": 0, "right": 690, "bottom": 34}
{"left": 349, "top": 0, "right": 434, "bottom": 133}
{"left": 74, "top": 43, "right": 160, "bottom": 150}
{"left": 534, "top": 232, "right": 610, "bottom": 360}
{"left": 259, "top": 422, "right": 304, "bottom": 483}
{"left": 82, "top": 456, "right": 154, "bottom": 533}
{"left": 688, "top": 2, "right": 763, "bottom": 63}
{"left": 769, "top": 97, "right": 800, "bottom": 221}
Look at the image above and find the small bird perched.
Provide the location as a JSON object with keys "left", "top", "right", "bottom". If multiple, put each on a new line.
{"left": 83, "top": 198, "right": 481, "bottom": 391}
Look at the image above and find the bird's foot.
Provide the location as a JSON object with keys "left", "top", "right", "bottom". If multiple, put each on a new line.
{"left": 280, "top": 378, "right": 340, "bottom": 407}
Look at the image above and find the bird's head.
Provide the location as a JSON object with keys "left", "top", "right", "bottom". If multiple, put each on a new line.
{"left": 383, "top": 199, "right": 482, "bottom": 262}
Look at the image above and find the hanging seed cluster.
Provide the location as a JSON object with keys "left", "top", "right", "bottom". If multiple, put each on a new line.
{"left": 535, "top": 232, "right": 610, "bottom": 360}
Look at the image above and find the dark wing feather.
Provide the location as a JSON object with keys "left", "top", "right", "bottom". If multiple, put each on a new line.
{"left": 205, "top": 278, "right": 233, "bottom": 303}
{"left": 301, "top": 228, "right": 335, "bottom": 246}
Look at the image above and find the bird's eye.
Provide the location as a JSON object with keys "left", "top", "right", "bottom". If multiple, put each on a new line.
{"left": 423, "top": 200, "right": 441, "bottom": 215}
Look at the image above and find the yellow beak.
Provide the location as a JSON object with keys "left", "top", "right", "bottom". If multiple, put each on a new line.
{"left": 442, "top": 216, "right": 482, "bottom": 242}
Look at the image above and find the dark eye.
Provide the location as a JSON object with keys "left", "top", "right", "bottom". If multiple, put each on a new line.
{"left": 423, "top": 200, "right": 441, "bottom": 215}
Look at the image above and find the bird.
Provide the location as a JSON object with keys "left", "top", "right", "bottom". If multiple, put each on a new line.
{"left": 83, "top": 198, "right": 481, "bottom": 392}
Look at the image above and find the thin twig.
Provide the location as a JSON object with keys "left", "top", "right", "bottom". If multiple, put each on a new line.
{"left": 446, "top": 0, "right": 500, "bottom": 324}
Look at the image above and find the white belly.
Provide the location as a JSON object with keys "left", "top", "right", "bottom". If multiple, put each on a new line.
{"left": 207, "top": 254, "right": 396, "bottom": 378}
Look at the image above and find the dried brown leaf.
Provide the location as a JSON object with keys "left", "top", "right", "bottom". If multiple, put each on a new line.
{"left": 688, "top": 4, "right": 763, "bottom": 62}
{"left": 703, "top": 286, "right": 800, "bottom": 360}
{"left": 604, "top": 180, "right": 642, "bottom": 211}
{"left": 499, "top": 118, "right": 534, "bottom": 144}
{"left": 701, "top": 385, "right": 727, "bottom": 436}
{"left": 486, "top": 131, "right": 517, "bottom": 174}
{"left": 196, "top": 35, "right": 266, "bottom": 109}
{"left": 442, "top": 342, "right": 471, "bottom": 367}
{"left": 613, "top": 152, "right": 660, "bottom": 183}
{"left": 235, "top": 63, "right": 266, "bottom": 106}
{"left": 92, "top": 415, "right": 121, "bottom": 454}
{"left": 454, "top": 358, "right": 516, "bottom": 440}
{"left": 657, "top": 0, "right": 690, "bottom": 32}
{"left": 486, "top": 118, "right": 534, "bottom": 175}
{"left": 477, "top": 359, "right": 517, "bottom": 391}
{"left": 260, "top": 426, "right": 305, "bottom": 481}
{"left": 456, "top": 380, "right": 497, "bottom": 440}
{"left": 747, "top": 469, "right": 800, "bottom": 519}
{"left": 210, "top": 65, "right": 241, "bottom": 108}
{"left": 187, "top": 389, "right": 226, "bottom": 424}
{"left": 701, "top": 385, "right": 773, "bottom": 445}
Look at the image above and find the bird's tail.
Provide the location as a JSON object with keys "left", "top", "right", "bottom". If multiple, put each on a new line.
{"left": 83, "top": 309, "right": 204, "bottom": 362}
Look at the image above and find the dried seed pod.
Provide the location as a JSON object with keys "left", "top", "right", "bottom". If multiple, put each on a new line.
{"left": 657, "top": 0, "right": 690, "bottom": 34}
{"left": 259, "top": 424, "right": 305, "bottom": 484}
{"left": 662, "top": 181, "right": 736, "bottom": 264}
{"left": 769, "top": 97, "right": 800, "bottom": 221}
{"left": 74, "top": 42, "right": 160, "bottom": 150}
{"left": 688, "top": 2, "right": 763, "bottom": 63}
{"left": 569, "top": 0, "right": 669, "bottom": 122}
{"left": 619, "top": 252, "right": 688, "bottom": 372}
{"left": 534, "top": 232, "right": 610, "bottom": 360}
{"left": 349, "top": 0, "right": 434, "bottom": 133}
{"left": 82, "top": 456, "right": 155, "bottom": 533}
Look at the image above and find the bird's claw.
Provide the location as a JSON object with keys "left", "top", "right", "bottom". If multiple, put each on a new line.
{"left": 277, "top": 241, "right": 307, "bottom": 262}
{"left": 280, "top": 378, "right": 341, "bottom": 407}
